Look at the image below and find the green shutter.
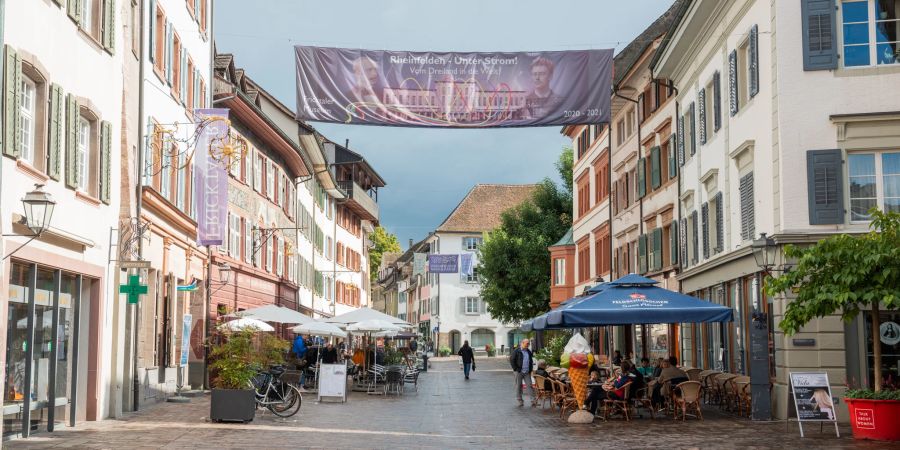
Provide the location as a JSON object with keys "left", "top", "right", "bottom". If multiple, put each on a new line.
{"left": 650, "top": 146, "right": 661, "bottom": 190}
{"left": 3, "top": 45, "right": 21, "bottom": 158}
{"left": 102, "top": 0, "right": 116, "bottom": 53}
{"left": 48, "top": 84, "right": 64, "bottom": 180}
{"left": 636, "top": 157, "right": 646, "bottom": 199}
{"left": 638, "top": 234, "right": 647, "bottom": 274}
{"left": 100, "top": 121, "right": 111, "bottom": 204}
{"left": 67, "top": 0, "right": 82, "bottom": 24}
{"left": 653, "top": 228, "right": 662, "bottom": 271}
{"left": 149, "top": 0, "right": 156, "bottom": 62}
{"left": 668, "top": 134, "right": 677, "bottom": 179}
{"left": 65, "top": 94, "right": 80, "bottom": 189}
{"left": 670, "top": 221, "right": 678, "bottom": 266}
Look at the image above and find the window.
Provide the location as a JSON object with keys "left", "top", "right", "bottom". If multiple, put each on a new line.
{"left": 18, "top": 78, "right": 37, "bottom": 165}
{"left": 77, "top": 117, "right": 91, "bottom": 192}
{"left": 683, "top": 103, "right": 696, "bottom": 157}
{"left": 172, "top": 34, "right": 182, "bottom": 98}
{"left": 266, "top": 160, "right": 275, "bottom": 200}
{"left": 244, "top": 219, "right": 251, "bottom": 263}
{"left": 154, "top": 8, "right": 165, "bottom": 72}
{"left": 465, "top": 268, "right": 479, "bottom": 284}
{"left": 265, "top": 232, "right": 274, "bottom": 272}
{"left": 577, "top": 239, "right": 590, "bottom": 283}
{"left": 254, "top": 152, "right": 262, "bottom": 192}
{"left": 849, "top": 151, "right": 900, "bottom": 220}
{"left": 82, "top": 0, "right": 100, "bottom": 40}
{"left": 594, "top": 229, "right": 610, "bottom": 277}
{"left": 175, "top": 150, "right": 186, "bottom": 210}
{"left": 841, "top": 0, "right": 900, "bottom": 67}
{"left": 703, "top": 81, "right": 714, "bottom": 141}
{"left": 576, "top": 171, "right": 591, "bottom": 218}
{"left": 554, "top": 258, "right": 566, "bottom": 286}
{"left": 228, "top": 214, "right": 240, "bottom": 257}
{"left": 594, "top": 156, "right": 609, "bottom": 203}
{"left": 277, "top": 236, "right": 284, "bottom": 277}
{"left": 463, "top": 237, "right": 482, "bottom": 251}
{"left": 464, "top": 297, "right": 480, "bottom": 315}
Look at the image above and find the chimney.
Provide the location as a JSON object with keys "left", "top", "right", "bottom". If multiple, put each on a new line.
{"left": 408, "top": 239, "right": 413, "bottom": 249}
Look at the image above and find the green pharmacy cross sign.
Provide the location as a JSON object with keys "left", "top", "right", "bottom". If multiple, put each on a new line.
{"left": 120, "top": 275, "right": 148, "bottom": 304}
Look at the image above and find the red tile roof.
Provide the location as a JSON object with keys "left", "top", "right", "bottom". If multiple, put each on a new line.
{"left": 436, "top": 184, "right": 538, "bottom": 233}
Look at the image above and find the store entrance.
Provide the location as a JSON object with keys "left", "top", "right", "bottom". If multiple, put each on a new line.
{"left": 3, "top": 262, "right": 84, "bottom": 439}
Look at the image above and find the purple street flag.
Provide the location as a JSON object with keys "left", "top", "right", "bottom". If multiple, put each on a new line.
{"left": 194, "top": 108, "right": 230, "bottom": 246}
{"left": 460, "top": 253, "right": 474, "bottom": 276}
{"left": 427, "top": 254, "right": 459, "bottom": 274}
{"left": 295, "top": 47, "right": 613, "bottom": 128}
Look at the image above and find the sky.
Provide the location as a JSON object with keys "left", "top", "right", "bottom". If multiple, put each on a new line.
{"left": 214, "top": 0, "right": 673, "bottom": 249}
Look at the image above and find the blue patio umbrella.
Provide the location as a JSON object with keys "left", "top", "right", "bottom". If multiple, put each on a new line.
{"left": 546, "top": 273, "right": 733, "bottom": 327}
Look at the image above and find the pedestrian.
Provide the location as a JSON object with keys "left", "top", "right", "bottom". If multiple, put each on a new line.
{"left": 458, "top": 340, "right": 475, "bottom": 380}
{"left": 292, "top": 334, "right": 308, "bottom": 391}
{"left": 321, "top": 342, "right": 339, "bottom": 364}
{"left": 510, "top": 339, "right": 536, "bottom": 407}
{"left": 409, "top": 338, "right": 418, "bottom": 354}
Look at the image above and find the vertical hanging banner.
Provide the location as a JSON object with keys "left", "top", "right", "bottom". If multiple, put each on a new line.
{"left": 194, "top": 108, "right": 230, "bottom": 246}
{"left": 295, "top": 47, "right": 613, "bottom": 128}
{"left": 413, "top": 253, "right": 427, "bottom": 276}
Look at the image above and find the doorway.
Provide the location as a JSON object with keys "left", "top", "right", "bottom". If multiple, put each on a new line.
{"left": 449, "top": 330, "right": 461, "bottom": 353}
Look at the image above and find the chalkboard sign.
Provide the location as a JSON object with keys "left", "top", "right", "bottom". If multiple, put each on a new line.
{"left": 789, "top": 372, "right": 840, "bottom": 438}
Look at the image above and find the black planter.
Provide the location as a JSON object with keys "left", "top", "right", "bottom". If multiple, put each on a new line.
{"left": 210, "top": 388, "right": 256, "bottom": 423}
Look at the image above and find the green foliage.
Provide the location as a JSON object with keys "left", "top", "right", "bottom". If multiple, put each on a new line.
{"left": 439, "top": 346, "right": 451, "bottom": 357}
{"left": 383, "top": 348, "right": 405, "bottom": 366}
{"left": 765, "top": 209, "right": 900, "bottom": 336}
{"left": 369, "top": 226, "right": 402, "bottom": 281}
{"left": 535, "top": 332, "right": 570, "bottom": 367}
{"left": 846, "top": 389, "right": 900, "bottom": 401}
{"left": 208, "top": 329, "right": 290, "bottom": 390}
{"left": 477, "top": 147, "right": 573, "bottom": 324}
{"left": 485, "top": 344, "right": 496, "bottom": 357}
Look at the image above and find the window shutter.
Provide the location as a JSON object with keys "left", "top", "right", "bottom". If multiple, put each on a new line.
{"left": 729, "top": 50, "right": 738, "bottom": 116}
{"left": 48, "top": 84, "right": 64, "bottom": 180}
{"left": 713, "top": 71, "right": 721, "bottom": 132}
{"left": 806, "top": 149, "right": 844, "bottom": 224}
{"left": 480, "top": 298, "right": 487, "bottom": 314}
{"left": 636, "top": 157, "right": 646, "bottom": 199}
{"left": 100, "top": 121, "right": 112, "bottom": 204}
{"left": 68, "top": 0, "right": 82, "bottom": 24}
{"left": 749, "top": 24, "right": 759, "bottom": 97}
{"left": 194, "top": 0, "right": 201, "bottom": 21}
{"left": 459, "top": 297, "right": 466, "bottom": 314}
{"left": 689, "top": 102, "right": 696, "bottom": 155}
{"left": 676, "top": 219, "right": 685, "bottom": 267}
{"left": 650, "top": 146, "right": 661, "bottom": 190}
{"left": 652, "top": 228, "right": 662, "bottom": 271}
{"left": 668, "top": 134, "right": 677, "bottom": 179}
{"left": 165, "top": 22, "right": 173, "bottom": 85}
{"left": 677, "top": 115, "right": 685, "bottom": 167}
{"left": 690, "top": 211, "right": 698, "bottom": 264}
{"left": 801, "top": 0, "right": 837, "bottom": 71}
{"left": 193, "top": 70, "right": 200, "bottom": 112}
{"left": 739, "top": 172, "right": 755, "bottom": 241}
{"left": 701, "top": 202, "right": 709, "bottom": 259}
{"left": 65, "top": 94, "right": 80, "bottom": 189}
{"left": 715, "top": 192, "right": 724, "bottom": 253}
{"left": 149, "top": 0, "right": 156, "bottom": 61}
{"left": 103, "top": 0, "right": 116, "bottom": 52}
{"left": 180, "top": 51, "right": 187, "bottom": 101}
{"left": 638, "top": 234, "right": 647, "bottom": 274}
{"left": 3, "top": 45, "right": 21, "bottom": 157}
{"left": 698, "top": 90, "right": 707, "bottom": 145}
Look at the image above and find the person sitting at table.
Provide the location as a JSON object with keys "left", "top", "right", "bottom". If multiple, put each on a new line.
{"left": 612, "top": 350, "right": 623, "bottom": 366}
{"left": 603, "top": 361, "right": 635, "bottom": 402}
{"left": 585, "top": 370, "right": 606, "bottom": 415}
{"left": 534, "top": 361, "right": 553, "bottom": 390}
{"left": 658, "top": 356, "right": 689, "bottom": 399}
{"left": 637, "top": 357, "right": 654, "bottom": 378}
{"left": 652, "top": 357, "right": 665, "bottom": 378}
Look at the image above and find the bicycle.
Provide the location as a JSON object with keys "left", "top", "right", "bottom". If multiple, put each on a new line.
{"left": 248, "top": 365, "right": 302, "bottom": 418}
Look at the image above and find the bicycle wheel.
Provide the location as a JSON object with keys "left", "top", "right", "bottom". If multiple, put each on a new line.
{"left": 269, "top": 384, "right": 302, "bottom": 418}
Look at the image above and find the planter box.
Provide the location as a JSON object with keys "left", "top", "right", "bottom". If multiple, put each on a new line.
{"left": 845, "top": 398, "right": 900, "bottom": 441}
{"left": 210, "top": 388, "right": 256, "bottom": 423}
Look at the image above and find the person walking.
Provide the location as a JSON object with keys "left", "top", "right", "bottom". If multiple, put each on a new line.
{"left": 510, "top": 339, "right": 535, "bottom": 406}
{"left": 457, "top": 341, "right": 475, "bottom": 380}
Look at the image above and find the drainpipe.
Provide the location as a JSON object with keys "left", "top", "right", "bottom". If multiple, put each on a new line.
{"left": 132, "top": 0, "right": 148, "bottom": 412}
{"left": 657, "top": 80, "right": 681, "bottom": 292}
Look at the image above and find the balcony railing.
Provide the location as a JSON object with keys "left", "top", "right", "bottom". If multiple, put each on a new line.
{"left": 337, "top": 180, "right": 379, "bottom": 221}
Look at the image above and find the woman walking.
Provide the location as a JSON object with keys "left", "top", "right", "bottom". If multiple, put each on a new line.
{"left": 458, "top": 341, "right": 475, "bottom": 380}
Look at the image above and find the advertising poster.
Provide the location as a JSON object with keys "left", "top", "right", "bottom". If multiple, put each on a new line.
{"left": 790, "top": 372, "right": 836, "bottom": 421}
{"left": 295, "top": 47, "right": 613, "bottom": 127}
{"left": 427, "top": 254, "right": 459, "bottom": 273}
{"left": 194, "top": 109, "right": 230, "bottom": 246}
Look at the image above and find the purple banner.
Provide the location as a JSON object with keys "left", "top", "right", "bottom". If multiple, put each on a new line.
{"left": 295, "top": 47, "right": 613, "bottom": 128}
{"left": 194, "top": 108, "right": 230, "bottom": 246}
{"left": 428, "top": 254, "right": 459, "bottom": 273}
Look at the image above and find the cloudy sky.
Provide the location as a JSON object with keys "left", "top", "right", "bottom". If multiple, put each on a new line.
{"left": 215, "top": 0, "right": 672, "bottom": 249}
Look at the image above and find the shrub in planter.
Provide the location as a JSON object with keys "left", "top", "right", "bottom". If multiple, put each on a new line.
{"left": 439, "top": 346, "right": 451, "bottom": 357}
{"left": 844, "top": 389, "right": 900, "bottom": 441}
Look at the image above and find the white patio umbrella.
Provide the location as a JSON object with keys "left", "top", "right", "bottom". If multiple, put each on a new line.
{"left": 227, "top": 304, "right": 315, "bottom": 325}
{"left": 347, "top": 319, "right": 401, "bottom": 333}
{"left": 324, "top": 307, "right": 410, "bottom": 328}
{"left": 292, "top": 321, "right": 347, "bottom": 338}
{"left": 219, "top": 317, "right": 274, "bottom": 332}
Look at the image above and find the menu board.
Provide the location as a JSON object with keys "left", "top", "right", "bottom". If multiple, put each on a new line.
{"left": 318, "top": 363, "right": 347, "bottom": 403}
{"left": 789, "top": 372, "right": 840, "bottom": 438}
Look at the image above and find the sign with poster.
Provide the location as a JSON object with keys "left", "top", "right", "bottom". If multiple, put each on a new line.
{"left": 317, "top": 363, "right": 347, "bottom": 403}
{"left": 180, "top": 314, "right": 192, "bottom": 366}
{"left": 880, "top": 321, "right": 900, "bottom": 345}
{"left": 193, "top": 108, "right": 230, "bottom": 246}
{"left": 789, "top": 372, "right": 840, "bottom": 437}
{"left": 295, "top": 46, "right": 613, "bottom": 127}
{"left": 427, "top": 254, "right": 459, "bottom": 273}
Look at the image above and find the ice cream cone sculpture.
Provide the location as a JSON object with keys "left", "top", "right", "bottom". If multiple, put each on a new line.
{"left": 569, "top": 363, "right": 589, "bottom": 409}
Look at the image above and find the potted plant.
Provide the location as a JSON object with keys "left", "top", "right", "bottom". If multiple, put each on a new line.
{"left": 439, "top": 346, "right": 451, "bottom": 357}
{"left": 767, "top": 209, "right": 900, "bottom": 441}
{"left": 208, "top": 329, "right": 259, "bottom": 423}
{"left": 485, "top": 344, "right": 496, "bottom": 357}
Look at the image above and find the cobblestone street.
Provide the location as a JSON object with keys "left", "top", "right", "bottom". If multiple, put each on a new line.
{"left": 5, "top": 359, "right": 892, "bottom": 449}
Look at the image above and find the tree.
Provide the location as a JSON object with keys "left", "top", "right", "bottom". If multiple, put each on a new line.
{"left": 766, "top": 209, "right": 900, "bottom": 391}
{"left": 477, "top": 147, "right": 573, "bottom": 324}
{"left": 369, "top": 226, "right": 401, "bottom": 281}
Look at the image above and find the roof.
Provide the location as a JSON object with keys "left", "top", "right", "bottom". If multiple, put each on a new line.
{"left": 436, "top": 184, "right": 538, "bottom": 233}
{"left": 549, "top": 227, "right": 574, "bottom": 248}
{"left": 649, "top": 0, "right": 695, "bottom": 72}
{"left": 613, "top": 0, "right": 687, "bottom": 88}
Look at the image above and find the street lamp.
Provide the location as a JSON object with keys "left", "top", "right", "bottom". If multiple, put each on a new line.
{"left": 751, "top": 232, "right": 777, "bottom": 273}
{"left": 218, "top": 262, "right": 232, "bottom": 285}
{"left": 22, "top": 184, "right": 56, "bottom": 236}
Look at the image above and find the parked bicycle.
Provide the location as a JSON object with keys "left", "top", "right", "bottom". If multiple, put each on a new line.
{"left": 248, "top": 365, "right": 302, "bottom": 418}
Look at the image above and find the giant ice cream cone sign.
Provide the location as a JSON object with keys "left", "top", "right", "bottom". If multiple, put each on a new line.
{"left": 561, "top": 333, "right": 594, "bottom": 410}
{"left": 569, "top": 362, "right": 589, "bottom": 408}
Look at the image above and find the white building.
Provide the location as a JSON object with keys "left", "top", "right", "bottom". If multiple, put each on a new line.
{"left": 433, "top": 184, "right": 536, "bottom": 354}
{"left": 652, "top": 0, "right": 900, "bottom": 421}
{"left": 1, "top": 0, "right": 126, "bottom": 438}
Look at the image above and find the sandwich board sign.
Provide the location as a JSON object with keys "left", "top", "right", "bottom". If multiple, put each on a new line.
{"left": 789, "top": 372, "right": 840, "bottom": 438}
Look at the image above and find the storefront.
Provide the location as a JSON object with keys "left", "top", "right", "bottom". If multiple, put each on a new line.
{"left": 3, "top": 260, "right": 101, "bottom": 439}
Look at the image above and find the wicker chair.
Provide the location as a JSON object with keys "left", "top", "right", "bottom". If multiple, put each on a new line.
{"left": 700, "top": 371, "right": 722, "bottom": 404}
{"left": 632, "top": 386, "right": 655, "bottom": 419}
{"left": 731, "top": 376, "right": 751, "bottom": 416}
{"left": 715, "top": 374, "right": 738, "bottom": 410}
{"left": 532, "top": 375, "right": 552, "bottom": 409}
{"left": 602, "top": 382, "right": 633, "bottom": 421}
{"left": 555, "top": 381, "right": 579, "bottom": 418}
{"left": 686, "top": 368, "right": 703, "bottom": 382}
{"left": 672, "top": 381, "right": 703, "bottom": 421}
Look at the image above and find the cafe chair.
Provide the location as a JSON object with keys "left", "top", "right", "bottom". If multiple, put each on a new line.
{"left": 532, "top": 375, "right": 552, "bottom": 409}
{"left": 672, "top": 381, "right": 703, "bottom": 421}
{"left": 632, "top": 386, "right": 655, "bottom": 419}
{"left": 602, "top": 382, "right": 633, "bottom": 421}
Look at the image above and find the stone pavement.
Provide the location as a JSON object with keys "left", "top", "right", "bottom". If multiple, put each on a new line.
{"left": 6, "top": 359, "right": 893, "bottom": 449}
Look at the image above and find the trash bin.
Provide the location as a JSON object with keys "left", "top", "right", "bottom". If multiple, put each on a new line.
{"left": 420, "top": 354, "right": 428, "bottom": 372}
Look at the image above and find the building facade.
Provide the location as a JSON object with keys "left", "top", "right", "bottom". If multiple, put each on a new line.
{"left": 1, "top": 0, "right": 127, "bottom": 438}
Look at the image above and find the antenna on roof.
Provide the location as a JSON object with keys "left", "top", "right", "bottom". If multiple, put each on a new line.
{"left": 345, "top": 139, "right": 350, "bottom": 149}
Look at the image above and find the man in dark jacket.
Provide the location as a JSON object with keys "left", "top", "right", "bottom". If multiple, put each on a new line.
{"left": 457, "top": 341, "right": 475, "bottom": 380}
{"left": 510, "top": 339, "right": 535, "bottom": 406}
